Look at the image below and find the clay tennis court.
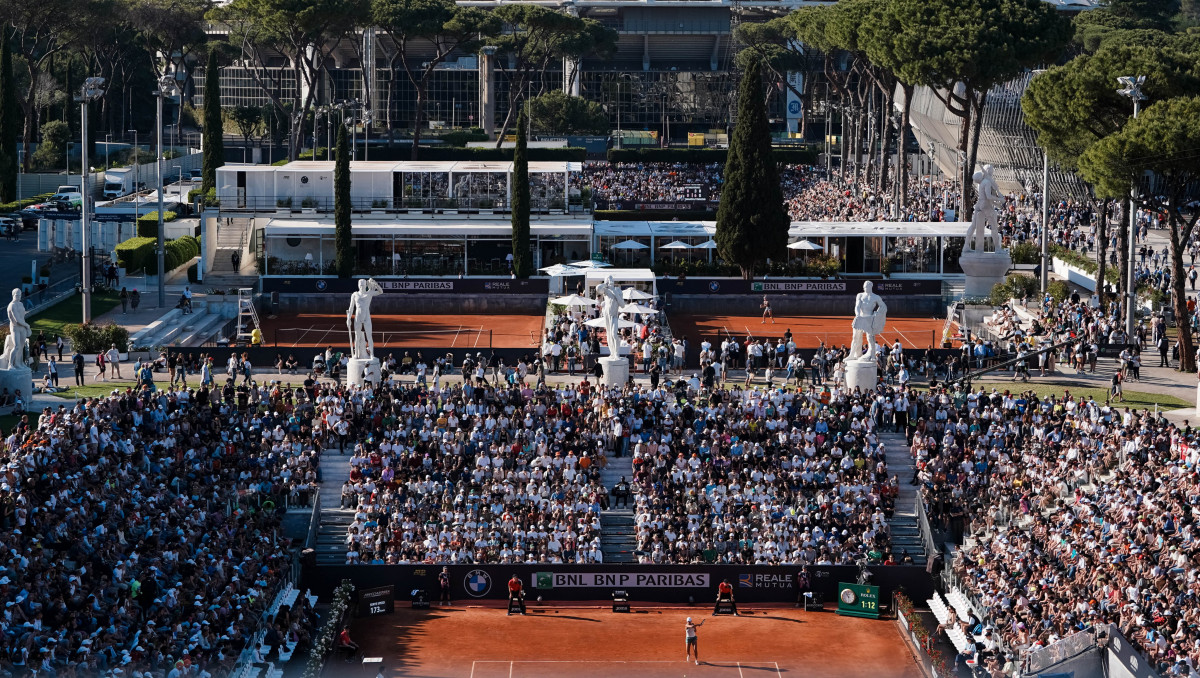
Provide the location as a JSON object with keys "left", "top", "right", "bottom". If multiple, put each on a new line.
{"left": 670, "top": 314, "right": 949, "bottom": 350}
{"left": 349, "top": 606, "right": 920, "bottom": 678}
{"left": 257, "top": 313, "right": 543, "bottom": 350}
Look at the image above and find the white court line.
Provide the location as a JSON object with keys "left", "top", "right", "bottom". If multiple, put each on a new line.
{"left": 469, "top": 660, "right": 476, "bottom": 678}
{"left": 509, "top": 661, "right": 514, "bottom": 678}
{"left": 452, "top": 325, "right": 464, "bottom": 347}
{"left": 473, "top": 325, "right": 485, "bottom": 348}
{"left": 737, "top": 661, "right": 744, "bottom": 678}
{"left": 774, "top": 661, "right": 782, "bottom": 677}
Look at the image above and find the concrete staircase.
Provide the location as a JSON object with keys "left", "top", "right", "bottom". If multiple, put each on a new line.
{"left": 879, "top": 430, "right": 927, "bottom": 565}
{"left": 312, "top": 446, "right": 355, "bottom": 566}
{"left": 598, "top": 453, "right": 637, "bottom": 564}
{"left": 207, "top": 218, "right": 258, "bottom": 287}
{"left": 127, "top": 300, "right": 231, "bottom": 349}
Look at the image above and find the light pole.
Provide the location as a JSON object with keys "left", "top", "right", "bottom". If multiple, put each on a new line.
{"left": 128, "top": 129, "right": 139, "bottom": 197}
{"left": 1117, "top": 75, "right": 1146, "bottom": 337}
{"left": 77, "top": 77, "right": 105, "bottom": 324}
{"left": 1041, "top": 149, "right": 1050, "bottom": 296}
{"left": 154, "top": 74, "right": 181, "bottom": 309}
{"left": 927, "top": 142, "right": 936, "bottom": 221}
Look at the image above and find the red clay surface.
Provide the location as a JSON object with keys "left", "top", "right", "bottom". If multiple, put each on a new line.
{"left": 670, "top": 314, "right": 949, "bottom": 350}
{"left": 258, "top": 313, "right": 543, "bottom": 350}
{"left": 346, "top": 606, "right": 921, "bottom": 678}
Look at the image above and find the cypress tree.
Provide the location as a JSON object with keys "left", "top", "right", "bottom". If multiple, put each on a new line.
{"left": 201, "top": 51, "right": 224, "bottom": 193}
{"left": 334, "top": 124, "right": 353, "bottom": 278}
{"left": 0, "top": 31, "right": 18, "bottom": 203}
{"left": 510, "top": 108, "right": 531, "bottom": 278}
{"left": 714, "top": 58, "right": 788, "bottom": 279}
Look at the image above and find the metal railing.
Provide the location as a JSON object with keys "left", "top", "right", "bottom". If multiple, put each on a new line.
{"left": 914, "top": 493, "right": 941, "bottom": 563}
{"left": 305, "top": 488, "right": 321, "bottom": 550}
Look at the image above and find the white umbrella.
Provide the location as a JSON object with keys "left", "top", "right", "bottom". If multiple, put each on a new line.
{"left": 550, "top": 294, "right": 597, "bottom": 307}
{"left": 693, "top": 240, "right": 718, "bottom": 249}
{"left": 567, "top": 260, "right": 612, "bottom": 269}
{"left": 622, "top": 288, "right": 656, "bottom": 300}
{"left": 584, "top": 317, "right": 638, "bottom": 329}
{"left": 659, "top": 240, "right": 692, "bottom": 249}
{"left": 539, "top": 264, "right": 584, "bottom": 277}
{"left": 787, "top": 239, "right": 823, "bottom": 251}
{"left": 610, "top": 240, "right": 649, "bottom": 250}
{"left": 620, "top": 303, "right": 658, "bottom": 315}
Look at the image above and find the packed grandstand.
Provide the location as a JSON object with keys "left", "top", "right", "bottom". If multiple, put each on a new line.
{"left": 2, "top": 161, "right": 1197, "bottom": 678}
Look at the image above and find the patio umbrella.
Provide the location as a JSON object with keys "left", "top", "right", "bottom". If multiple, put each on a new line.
{"left": 538, "top": 264, "right": 584, "bottom": 277}
{"left": 622, "top": 288, "right": 656, "bottom": 301}
{"left": 693, "top": 240, "right": 718, "bottom": 249}
{"left": 659, "top": 240, "right": 692, "bottom": 249}
{"left": 584, "top": 316, "right": 638, "bottom": 329}
{"left": 620, "top": 303, "right": 658, "bottom": 315}
{"left": 787, "top": 239, "right": 824, "bottom": 271}
{"left": 550, "top": 294, "right": 597, "bottom": 307}
{"left": 787, "top": 239, "right": 823, "bottom": 250}
{"left": 567, "top": 260, "right": 613, "bottom": 269}
{"left": 610, "top": 240, "right": 649, "bottom": 250}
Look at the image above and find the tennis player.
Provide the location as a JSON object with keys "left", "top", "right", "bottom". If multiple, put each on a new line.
{"left": 685, "top": 616, "right": 705, "bottom": 665}
{"left": 761, "top": 296, "right": 775, "bottom": 323}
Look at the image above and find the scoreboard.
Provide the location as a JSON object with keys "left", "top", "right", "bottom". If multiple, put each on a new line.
{"left": 835, "top": 582, "right": 880, "bottom": 619}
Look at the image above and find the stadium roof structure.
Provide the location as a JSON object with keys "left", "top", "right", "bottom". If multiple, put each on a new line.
{"left": 593, "top": 220, "right": 970, "bottom": 239}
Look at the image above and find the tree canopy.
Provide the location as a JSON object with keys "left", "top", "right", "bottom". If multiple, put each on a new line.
{"left": 715, "top": 59, "right": 789, "bottom": 279}
{"left": 527, "top": 91, "right": 608, "bottom": 135}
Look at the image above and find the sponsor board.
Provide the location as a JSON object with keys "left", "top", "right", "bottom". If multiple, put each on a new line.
{"left": 465, "top": 569, "right": 492, "bottom": 597}
{"left": 532, "top": 572, "right": 710, "bottom": 589}
{"left": 737, "top": 573, "right": 793, "bottom": 589}
{"left": 263, "top": 277, "right": 549, "bottom": 295}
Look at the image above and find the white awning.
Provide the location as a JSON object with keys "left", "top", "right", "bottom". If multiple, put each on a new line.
{"left": 584, "top": 268, "right": 656, "bottom": 283}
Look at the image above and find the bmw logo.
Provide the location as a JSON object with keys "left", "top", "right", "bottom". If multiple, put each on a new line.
{"left": 707, "top": 281, "right": 720, "bottom": 292}
{"left": 465, "top": 570, "right": 492, "bottom": 597}
{"left": 315, "top": 280, "right": 327, "bottom": 291}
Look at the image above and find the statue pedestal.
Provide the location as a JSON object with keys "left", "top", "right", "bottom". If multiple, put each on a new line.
{"left": 959, "top": 250, "right": 1013, "bottom": 298}
{"left": 0, "top": 368, "right": 32, "bottom": 404}
{"left": 844, "top": 359, "right": 878, "bottom": 393}
{"left": 599, "top": 356, "right": 629, "bottom": 388}
{"left": 347, "top": 357, "right": 382, "bottom": 388}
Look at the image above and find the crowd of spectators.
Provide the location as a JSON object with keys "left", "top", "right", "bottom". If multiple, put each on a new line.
{"left": 0, "top": 379, "right": 321, "bottom": 678}
{"left": 927, "top": 392, "right": 1200, "bottom": 676}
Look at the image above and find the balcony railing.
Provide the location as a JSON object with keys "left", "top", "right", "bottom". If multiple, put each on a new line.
{"left": 219, "top": 195, "right": 587, "bottom": 215}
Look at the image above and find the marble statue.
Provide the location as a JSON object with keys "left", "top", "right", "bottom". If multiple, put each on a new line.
{"left": 596, "top": 275, "right": 624, "bottom": 352}
{"left": 346, "top": 278, "right": 383, "bottom": 359}
{"left": 849, "top": 281, "right": 888, "bottom": 362}
{"left": 965, "top": 164, "right": 1003, "bottom": 252}
{"left": 0, "top": 289, "right": 29, "bottom": 370}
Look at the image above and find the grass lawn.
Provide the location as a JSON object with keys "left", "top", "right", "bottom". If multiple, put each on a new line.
{"left": 49, "top": 381, "right": 138, "bottom": 400}
{"left": 28, "top": 290, "right": 123, "bottom": 337}
{"left": 973, "top": 381, "right": 1190, "bottom": 410}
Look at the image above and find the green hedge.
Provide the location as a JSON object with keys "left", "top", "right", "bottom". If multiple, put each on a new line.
{"left": 62, "top": 322, "right": 131, "bottom": 354}
{"left": 0, "top": 192, "right": 55, "bottom": 212}
{"left": 116, "top": 235, "right": 199, "bottom": 275}
{"left": 116, "top": 237, "right": 157, "bottom": 274}
{"left": 152, "top": 235, "right": 200, "bottom": 275}
{"left": 606, "top": 147, "right": 818, "bottom": 164}
{"left": 594, "top": 209, "right": 716, "bottom": 221}
{"left": 136, "top": 210, "right": 178, "bottom": 238}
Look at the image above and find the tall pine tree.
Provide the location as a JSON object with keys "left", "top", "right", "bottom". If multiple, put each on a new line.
{"left": 715, "top": 58, "right": 788, "bottom": 279}
{"left": 0, "top": 31, "right": 18, "bottom": 203}
{"left": 333, "top": 124, "right": 353, "bottom": 278}
{"left": 201, "top": 51, "right": 224, "bottom": 194}
{"left": 510, "top": 108, "right": 531, "bottom": 278}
